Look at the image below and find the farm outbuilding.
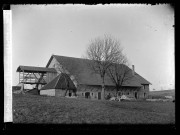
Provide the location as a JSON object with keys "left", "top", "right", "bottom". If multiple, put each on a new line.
{"left": 16, "top": 54, "right": 151, "bottom": 100}
{"left": 40, "top": 73, "right": 76, "bottom": 97}
{"left": 45, "top": 55, "right": 151, "bottom": 99}
{"left": 16, "top": 65, "right": 57, "bottom": 93}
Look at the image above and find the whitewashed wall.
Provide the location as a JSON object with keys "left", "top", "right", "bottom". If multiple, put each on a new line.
{"left": 48, "top": 57, "right": 63, "bottom": 74}
{"left": 55, "top": 89, "right": 66, "bottom": 97}
{"left": 40, "top": 89, "right": 55, "bottom": 96}
{"left": 76, "top": 84, "right": 150, "bottom": 99}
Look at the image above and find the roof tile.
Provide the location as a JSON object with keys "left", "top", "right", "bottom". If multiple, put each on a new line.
{"left": 41, "top": 73, "right": 76, "bottom": 90}
{"left": 17, "top": 65, "right": 57, "bottom": 73}
{"left": 52, "top": 55, "right": 151, "bottom": 87}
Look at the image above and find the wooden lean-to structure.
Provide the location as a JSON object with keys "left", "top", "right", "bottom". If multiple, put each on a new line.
{"left": 16, "top": 65, "right": 57, "bottom": 93}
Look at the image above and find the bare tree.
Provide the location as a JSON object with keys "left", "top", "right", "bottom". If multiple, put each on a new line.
{"left": 107, "top": 54, "right": 133, "bottom": 97}
{"left": 85, "top": 35, "right": 122, "bottom": 100}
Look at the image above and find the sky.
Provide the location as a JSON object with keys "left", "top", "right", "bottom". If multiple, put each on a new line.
{"left": 11, "top": 4, "right": 174, "bottom": 91}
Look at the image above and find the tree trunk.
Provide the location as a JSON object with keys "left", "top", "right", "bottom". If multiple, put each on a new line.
{"left": 101, "top": 77, "right": 105, "bottom": 100}
{"left": 116, "top": 85, "right": 120, "bottom": 97}
{"left": 21, "top": 83, "right": 25, "bottom": 94}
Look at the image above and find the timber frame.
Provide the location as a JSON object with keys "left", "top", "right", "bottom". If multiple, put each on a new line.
{"left": 16, "top": 66, "right": 57, "bottom": 91}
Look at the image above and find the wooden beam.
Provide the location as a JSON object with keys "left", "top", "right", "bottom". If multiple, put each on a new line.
{"left": 34, "top": 72, "right": 41, "bottom": 89}
{"left": 19, "top": 72, "right": 20, "bottom": 83}
{"left": 21, "top": 72, "right": 29, "bottom": 83}
{"left": 24, "top": 73, "right": 29, "bottom": 82}
{"left": 23, "top": 70, "right": 24, "bottom": 92}
{"left": 23, "top": 82, "right": 47, "bottom": 84}
{"left": 33, "top": 73, "right": 38, "bottom": 82}
{"left": 30, "top": 72, "right": 31, "bottom": 83}
{"left": 41, "top": 73, "right": 47, "bottom": 83}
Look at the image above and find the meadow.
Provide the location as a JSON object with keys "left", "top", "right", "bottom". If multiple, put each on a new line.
{"left": 13, "top": 94, "right": 175, "bottom": 124}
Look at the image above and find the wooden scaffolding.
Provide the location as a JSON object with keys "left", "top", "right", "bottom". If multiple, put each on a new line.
{"left": 16, "top": 66, "right": 57, "bottom": 93}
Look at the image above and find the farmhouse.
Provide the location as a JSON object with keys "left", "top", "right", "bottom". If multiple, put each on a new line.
{"left": 16, "top": 55, "right": 151, "bottom": 99}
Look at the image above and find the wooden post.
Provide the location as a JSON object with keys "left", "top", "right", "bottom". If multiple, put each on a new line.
{"left": 23, "top": 70, "right": 24, "bottom": 83}
{"left": 19, "top": 72, "right": 20, "bottom": 83}
{"left": 24, "top": 73, "right": 29, "bottom": 83}
{"left": 30, "top": 72, "right": 31, "bottom": 83}
{"left": 22, "top": 70, "right": 24, "bottom": 94}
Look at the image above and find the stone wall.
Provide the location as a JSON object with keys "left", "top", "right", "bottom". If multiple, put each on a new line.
{"left": 55, "top": 89, "right": 75, "bottom": 97}
{"left": 76, "top": 84, "right": 149, "bottom": 100}
{"left": 55, "top": 89, "right": 66, "bottom": 97}
{"left": 137, "top": 85, "right": 149, "bottom": 98}
{"left": 76, "top": 85, "right": 101, "bottom": 100}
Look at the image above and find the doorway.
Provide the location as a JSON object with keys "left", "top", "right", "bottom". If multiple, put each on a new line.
{"left": 134, "top": 92, "right": 138, "bottom": 99}
{"left": 144, "top": 93, "right": 146, "bottom": 98}
{"left": 98, "top": 92, "right": 101, "bottom": 100}
{"left": 69, "top": 92, "right": 72, "bottom": 97}
{"left": 85, "top": 92, "right": 90, "bottom": 99}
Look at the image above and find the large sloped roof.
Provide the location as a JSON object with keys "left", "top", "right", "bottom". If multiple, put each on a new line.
{"left": 41, "top": 73, "right": 76, "bottom": 90}
{"left": 46, "top": 55, "right": 151, "bottom": 87}
{"left": 17, "top": 65, "right": 57, "bottom": 73}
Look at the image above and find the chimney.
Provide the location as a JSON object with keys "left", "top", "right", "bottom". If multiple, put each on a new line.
{"left": 132, "top": 65, "right": 135, "bottom": 76}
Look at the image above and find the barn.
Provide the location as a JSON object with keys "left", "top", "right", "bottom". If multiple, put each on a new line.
{"left": 16, "top": 54, "right": 151, "bottom": 99}
{"left": 44, "top": 55, "right": 151, "bottom": 99}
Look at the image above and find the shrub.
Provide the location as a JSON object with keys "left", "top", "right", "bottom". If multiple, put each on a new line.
{"left": 148, "top": 95, "right": 167, "bottom": 99}
{"left": 105, "top": 94, "right": 112, "bottom": 100}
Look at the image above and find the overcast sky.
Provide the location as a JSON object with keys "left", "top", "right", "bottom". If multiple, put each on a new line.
{"left": 11, "top": 4, "right": 174, "bottom": 91}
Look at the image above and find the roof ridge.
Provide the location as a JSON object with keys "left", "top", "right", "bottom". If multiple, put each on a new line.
{"left": 53, "top": 55, "right": 90, "bottom": 61}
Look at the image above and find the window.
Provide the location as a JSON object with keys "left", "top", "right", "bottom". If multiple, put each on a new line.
{"left": 143, "top": 85, "right": 146, "bottom": 89}
{"left": 91, "top": 93, "right": 93, "bottom": 96}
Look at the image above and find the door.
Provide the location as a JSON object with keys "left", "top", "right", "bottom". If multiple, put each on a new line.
{"left": 98, "top": 92, "right": 101, "bottom": 100}
{"left": 135, "top": 92, "right": 138, "bottom": 99}
{"left": 85, "top": 92, "right": 90, "bottom": 99}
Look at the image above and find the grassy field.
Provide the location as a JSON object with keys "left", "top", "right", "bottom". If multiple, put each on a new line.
{"left": 149, "top": 89, "right": 175, "bottom": 97}
{"left": 149, "top": 90, "right": 175, "bottom": 100}
{"left": 13, "top": 94, "right": 175, "bottom": 124}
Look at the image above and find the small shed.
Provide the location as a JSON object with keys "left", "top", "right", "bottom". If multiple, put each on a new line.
{"left": 12, "top": 86, "right": 21, "bottom": 91}
{"left": 40, "top": 73, "right": 76, "bottom": 97}
{"left": 26, "top": 88, "right": 39, "bottom": 95}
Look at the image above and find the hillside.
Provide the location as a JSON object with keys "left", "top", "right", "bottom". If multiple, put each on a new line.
{"left": 13, "top": 93, "right": 175, "bottom": 124}
{"left": 149, "top": 90, "right": 175, "bottom": 97}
